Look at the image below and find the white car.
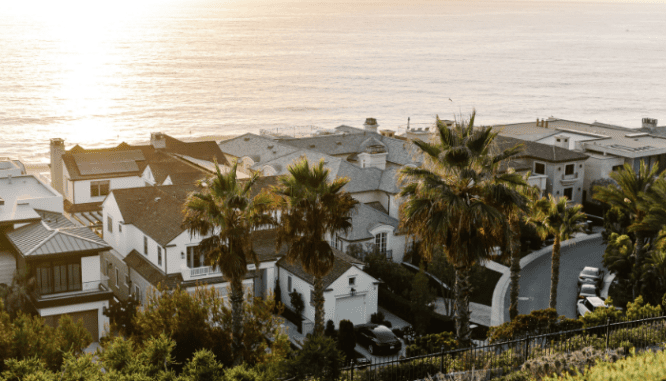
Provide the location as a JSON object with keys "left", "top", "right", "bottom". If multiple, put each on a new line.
{"left": 576, "top": 296, "right": 608, "bottom": 317}
{"left": 578, "top": 283, "right": 600, "bottom": 299}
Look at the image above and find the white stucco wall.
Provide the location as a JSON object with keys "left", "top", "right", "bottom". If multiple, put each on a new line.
{"left": 73, "top": 176, "right": 144, "bottom": 204}
{"left": 38, "top": 300, "right": 110, "bottom": 341}
{"left": 583, "top": 154, "right": 625, "bottom": 196}
{"left": 81, "top": 255, "right": 101, "bottom": 284}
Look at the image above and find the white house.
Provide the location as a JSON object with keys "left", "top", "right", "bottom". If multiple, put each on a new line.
{"left": 277, "top": 249, "right": 379, "bottom": 332}
{"left": 101, "top": 184, "right": 281, "bottom": 304}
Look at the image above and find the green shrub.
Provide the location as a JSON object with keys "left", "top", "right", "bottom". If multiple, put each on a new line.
{"left": 542, "top": 347, "right": 666, "bottom": 381}
{"left": 290, "top": 290, "right": 305, "bottom": 316}
{"left": 324, "top": 320, "right": 336, "bottom": 339}
{"left": 181, "top": 349, "right": 224, "bottom": 381}
{"left": 488, "top": 309, "right": 583, "bottom": 343}
{"left": 337, "top": 320, "right": 356, "bottom": 360}
{"left": 405, "top": 331, "right": 457, "bottom": 357}
{"left": 290, "top": 336, "right": 343, "bottom": 381}
{"left": 521, "top": 346, "right": 622, "bottom": 380}
{"left": 224, "top": 364, "right": 262, "bottom": 381}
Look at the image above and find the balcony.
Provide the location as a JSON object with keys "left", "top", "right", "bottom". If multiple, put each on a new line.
{"left": 31, "top": 279, "right": 113, "bottom": 309}
{"left": 560, "top": 172, "right": 579, "bottom": 186}
{"left": 180, "top": 265, "right": 223, "bottom": 281}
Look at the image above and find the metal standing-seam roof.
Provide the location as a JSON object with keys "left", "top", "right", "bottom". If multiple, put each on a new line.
{"left": 7, "top": 216, "right": 110, "bottom": 257}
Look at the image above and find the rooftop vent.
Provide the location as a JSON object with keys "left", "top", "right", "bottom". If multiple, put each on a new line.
{"left": 244, "top": 137, "right": 251, "bottom": 141}
{"left": 336, "top": 142, "right": 342, "bottom": 145}
{"left": 267, "top": 145, "right": 274, "bottom": 149}
{"left": 154, "top": 197, "right": 161, "bottom": 202}
{"left": 0, "top": 196, "right": 4, "bottom": 206}
{"left": 309, "top": 145, "right": 316, "bottom": 148}
{"left": 642, "top": 118, "right": 658, "bottom": 130}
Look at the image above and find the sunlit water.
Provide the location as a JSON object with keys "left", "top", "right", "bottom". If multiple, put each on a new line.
{"left": 1, "top": 0, "right": 665, "bottom": 163}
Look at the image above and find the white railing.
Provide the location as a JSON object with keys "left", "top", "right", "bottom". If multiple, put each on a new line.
{"left": 562, "top": 172, "right": 579, "bottom": 180}
{"left": 190, "top": 266, "right": 222, "bottom": 278}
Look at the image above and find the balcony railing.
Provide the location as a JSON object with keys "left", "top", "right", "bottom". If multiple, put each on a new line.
{"left": 33, "top": 279, "right": 110, "bottom": 299}
{"left": 561, "top": 172, "right": 579, "bottom": 180}
{"left": 190, "top": 266, "right": 222, "bottom": 278}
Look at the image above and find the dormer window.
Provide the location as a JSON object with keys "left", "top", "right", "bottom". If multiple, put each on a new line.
{"left": 534, "top": 162, "right": 545, "bottom": 175}
{"left": 375, "top": 232, "right": 387, "bottom": 254}
{"left": 349, "top": 277, "right": 356, "bottom": 286}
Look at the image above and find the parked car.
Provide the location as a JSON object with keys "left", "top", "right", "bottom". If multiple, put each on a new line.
{"left": 355, "top": 324, "right": 402, "bottom": 355}
{"left": 578, "top": 283, "right": 600, "bottom": 299}
{"left": 578, "top": 266, "right": 605, "bottom": 288}
{"left": 577, "top": 296, "right": 608, "bottom": 317}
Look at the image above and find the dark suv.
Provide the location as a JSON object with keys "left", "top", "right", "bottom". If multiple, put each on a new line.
{"left": 355, "top": 324, "right": 402, "bottom": 355}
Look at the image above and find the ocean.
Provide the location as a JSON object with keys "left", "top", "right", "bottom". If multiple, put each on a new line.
{"left": 1, "top": 0, "right": 665, "bottom": 163}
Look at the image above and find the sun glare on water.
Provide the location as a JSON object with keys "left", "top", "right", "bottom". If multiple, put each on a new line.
{"left": 3, "top": 0, "right": 175, "bottom": 146}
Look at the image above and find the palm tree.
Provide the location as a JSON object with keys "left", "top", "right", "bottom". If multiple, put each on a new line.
{"left": 272, "top": 158, "right": 358, "bottom": 337}
{"left": 530, "top": 195, "right": 587, "bottom": 311}
{"left": 182, "top": 161, "right": 273, "bottom": 365}
{"left": 495, "top": 178, "right": 540, "bottom": 321}
{"left": 400, "top": 112, "right": 524, "bottom": 347}
{"left": 593, "top": 161, "right": 664, "bottom": 299}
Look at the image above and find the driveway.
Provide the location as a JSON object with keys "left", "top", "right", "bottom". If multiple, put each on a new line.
{"left": 503, "top": 236, "right": 607, "bottom": 321}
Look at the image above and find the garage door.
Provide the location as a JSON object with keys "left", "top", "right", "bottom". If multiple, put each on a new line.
{"left": 43, "top": 309, "right": 99, "bottom": 342}
{"left": 335, "top": 295, "right": 366, "bottom": 326}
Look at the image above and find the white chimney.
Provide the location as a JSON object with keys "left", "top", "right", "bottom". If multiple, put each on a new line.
{"left": 151, "top": 132, "right": 166, "bottom": 149}
{"left": 553, "top": 134, "right": 569, "bottom": 150}
{"left": 49, "top": 138, "right": 65, "bottom": 194}
{"left": 363, "top": 118, "right": 379, "bottom": 133}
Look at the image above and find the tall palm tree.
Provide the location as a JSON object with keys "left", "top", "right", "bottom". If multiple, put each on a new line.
{"left": 495, "top": 178, "right": 540, "bottom": 321}
{"left": 530, "top": 195, "right": 587, "bottom": 311}
{"left": 593, "top": 161, "right": 664, "bottom": 299}
{"left": 182, "top": 161, "right": 273, "bottom": 365}
{"left": 272, "top": 158, "right": 358, "bottom": 337}
{"left": 400, "top": 112, "right": 524, "bottom": 348}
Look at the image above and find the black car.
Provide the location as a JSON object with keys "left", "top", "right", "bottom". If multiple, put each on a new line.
{"left": 355, "top": 324, "right": 402, "bottom": 355}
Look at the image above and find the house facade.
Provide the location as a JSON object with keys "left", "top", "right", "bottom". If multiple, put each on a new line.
{"left": 101, "top": 185, "right": 279, "bottom": 304}
{"left": 277, "top": 249, "right": 378, "bottom": 331}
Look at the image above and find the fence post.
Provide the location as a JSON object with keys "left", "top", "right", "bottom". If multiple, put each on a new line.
{"left": 440, "top": 346, "right": 444, "bottom": 374}
{"left": 350, "top": 359, "right": 354, "bottom": 381}
{"left": 605, "top": 317, "right": 611, "bottom": 352}
{"left": 524, "top": 335, "right": 530, "bottom": 363}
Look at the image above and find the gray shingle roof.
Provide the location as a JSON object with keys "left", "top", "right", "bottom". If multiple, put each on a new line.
{"left": 124, "top": 250, "right": 183, "bottom": 289}
{"left": 494, "top": 135, "right": 589, "bottom": 163}
{"left": 345, "top": 203, "right": 400, "bottom": 241}
{"left": 218, "top": 133, "right": 300, "bottom": 165}
{"left": 277, "top": 131, "right": 420, "bottom": 166}
{"left": 7, "top": 216, "right": 110, "bottom": 257}
{"left": 276, "top": 247, "right": 364, "bottom": 289}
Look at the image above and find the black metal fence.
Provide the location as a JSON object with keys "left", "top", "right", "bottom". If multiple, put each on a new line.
{"left": 339, "top": 314, "right": 666, "bottom": 381}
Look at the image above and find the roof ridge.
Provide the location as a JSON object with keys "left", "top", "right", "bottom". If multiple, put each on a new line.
{"left": 58, "top": 228, "right": 107, "bottom": 246}
{"left": 24, "top": 230, "right": 59, "bottom": 256}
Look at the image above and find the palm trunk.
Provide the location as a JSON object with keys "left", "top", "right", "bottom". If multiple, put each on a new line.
{"left": 549, "top": 236, "right": 561, "bottom": 312}
{"left": 313, "top": 275, "right": 325, "bottom": 337}
{"left": 632, "top": 232, "right": 645, "bottom": 300}
{"left": 454, "top": 265, "right": 472, "bottom": 348}
{"left": 230, "top": 277, "right": 245, "bottom": 365}
{"left": 509, "top": 219, "right": 522, "bottom": 321}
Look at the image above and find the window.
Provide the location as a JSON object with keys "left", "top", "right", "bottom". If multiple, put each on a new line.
{"left": 288, "top": 276, "right": 292, "bottom": 292}
{"left": 64, "top": 180, "right": 68, "bottom": 196}
{"left": 187, "top": 246, "right": 202, "bottom": 268}
{"left": 143, "top": 236, "right": 148, "bottom": 255}
{"left": 118, "top": 224, "right": 122, "bottom": 233}
{"left": 563, "top": 187, "right": 573, "bottom": 200}
{"left": 157, "top": 247, "right": 162, "bottom": 266}
{"left": 104, "top": 260, "right": 109, "bottom": 276}
{"left": 534, "top": 162, "right": 546, "bottom": 175}
{"left": 107, "top": 217, "right": 113, "bottom": 233}
{"left": 565, "top": 164, "right": 575, "bottom": 175}
{"left": 375, "top": 232, "right": 387, "bottom": 253}
{"left": 349, "top": 277, "right": 356, "bottom": 286}
{"left": 115, "top": 268, "right": 119, "bottom": 287}
{"left": 35, "top": 260, "right": 82, "bottom": 295}
{"left": 612, "top": 164, "right": 624, "bottom": 172}
{"left": 134, "top": 285, "right": 141, "bottom": 302}
{"left": 310, "top": 289, "right": 315, "bottom": 306}
{"left": 125, "top": 274, "right": 130, "bottom": 287}
{"left": 90, "top": 180, "right": 110, "bottom": 197}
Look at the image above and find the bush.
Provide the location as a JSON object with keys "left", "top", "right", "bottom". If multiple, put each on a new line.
{"left": 290, "top": 290, "right": 305, "bottom": 316}
{"left": 522, "top": 346, "right": 623, "bottom": 380}
{"left": 405, "top": 331, "right": 457, "bottom": 357}
{"left": 488, "top": 309, "right": 583, "bottom": 343}
{"left": 370, "top": 311, "right": 385, "bottom": 325}
{"left": 365, "top": 253, "right": 414, "bottom": 297}
{"left": 541, "top": 347, "right": 666, "bottom": 381}
{"left": 289, "top": 336, "right": 344, "bottom": 381}
{"left": 324, "top": 320, "right": 336, "bottom": 339}
{"left": 410, "top": 269, "right": 436, "bottom": 335}
{"left": 337, "top": 320, "right": 356, "bottom": 360}
{"left": 379, "top": 287, "right": 453, "bottom": 334}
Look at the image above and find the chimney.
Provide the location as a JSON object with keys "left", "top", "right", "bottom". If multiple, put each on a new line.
{"left": 363, "top": 118, "right": 379, "bottom": 133}
{"left": 544, "top": 121, "right": 549, "bottom": 129}
{"left": 50, "top": 138, "right": 65, "bottom": 195}
{"left": 642, "top": 118, "right": 658, "bottom": 132}
{"left": 151, "top": 132, "right": 166, "bottom": 149}
{"left": 536, "top": 118, "right": 540, "bottom": 127}
{"left": 553, "top": 134, "right": 569, "bottom": 149}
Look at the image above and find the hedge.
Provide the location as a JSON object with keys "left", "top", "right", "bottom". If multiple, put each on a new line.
{"left": 378, "top": 287, "right": 455, "bottom": 334}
